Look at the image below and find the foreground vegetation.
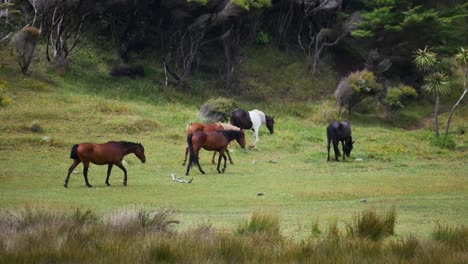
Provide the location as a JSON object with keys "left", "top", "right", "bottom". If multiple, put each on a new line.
{"left": 0, "top": 208, "right": 466, "bottom": 263}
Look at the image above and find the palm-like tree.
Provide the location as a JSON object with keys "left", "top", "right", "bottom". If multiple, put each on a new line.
{"left": 423, "top": 72, "right": 451, "bottom": 137}
{"left": 445, "top": 47, "right": 468, "bottom": 136}
{"left": 414, "top": 47, "right": 451, "bottom": 137}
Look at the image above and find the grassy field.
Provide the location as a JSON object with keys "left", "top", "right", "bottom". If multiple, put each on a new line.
{"left": 0, "top": 47, "right": 467, "bottom": 245}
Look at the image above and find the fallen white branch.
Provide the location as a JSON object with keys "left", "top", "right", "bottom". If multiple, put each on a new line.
{"left": 171, "top": 174, "right": 193, "bottom": 183}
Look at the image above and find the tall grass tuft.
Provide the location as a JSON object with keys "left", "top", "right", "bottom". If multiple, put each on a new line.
{"left": 432, "top": 223, "right": 468, "bottom": 250}
{"left": 389, "top": 234, "right": 419, "bottom": 260}
{"left": 346, "top": 208, "right": 396, "bottom": 241}
{"left": 236, "top": 210, "right": 281, "bottom": 240}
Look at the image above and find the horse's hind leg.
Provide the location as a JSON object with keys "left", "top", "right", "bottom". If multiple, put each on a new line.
{"left": 105, "top": 164, "right": 113, "bottom": 186}
{"left": 83, "top": 162, "right": 92, "bottom": 188}
{"left": 182, "top": 147, "right": 189, "bottom": 166}
{"left": 212, "top": 152, "right": 217, "bottom": 165}
{"left": 64, "top": 159, "right": 81, "bottom": 188}
{"left": 115, "top": 162, "right": 128, "bottom": 186}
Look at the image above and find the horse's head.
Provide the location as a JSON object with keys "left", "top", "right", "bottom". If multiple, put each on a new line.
{"left": 266, "top": 115, "right": 275, "bottom": 134}
{"left": 135, "top": 144, "right": 146, "bottom": 163}
{"left": 235, "top": 130, "right": 246, "bottom": 149}
{"left": 344, "top": 138, "right": 354, "bottom": 157}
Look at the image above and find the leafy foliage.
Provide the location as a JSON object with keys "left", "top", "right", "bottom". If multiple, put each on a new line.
{"left": 233, "top": 0, "right": 272, "bottom": 10}
{"left": 383, "top": 84, "right": 417, "bottom": 115}
{"left": 335, "top": 69, "right": 382, "bottom": 115}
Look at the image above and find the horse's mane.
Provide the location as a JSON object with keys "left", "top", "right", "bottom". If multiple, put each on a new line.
{"left": 218, "top": 130, "right": 242, "bottom": 140}
{"left": 109, "top": 141, "right": 142, "bottom": 147}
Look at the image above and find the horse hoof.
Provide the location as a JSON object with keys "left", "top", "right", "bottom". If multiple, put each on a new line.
{"left": 201, "top": 171, "right": 206, "bottom": 175}
{"left": 123, "top": 182, "right": 127, "bottom": 186}
{"left": 87, "top": 185, "right": 92, "bottom": 188}
{"left": 222, "top": 169, "right": 226, "bottom": 173}
{"left": 64, "top": 184, "right": 68, "bottom": 188}
{"left": 106, "top": 183, "right": 111, "bottom": 186}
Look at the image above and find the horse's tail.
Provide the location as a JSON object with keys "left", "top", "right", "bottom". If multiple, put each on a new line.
{"left": 70, "top": 144, "right": 79, "bottom": 159}
{"left": 187, "top": 134, "right": 196, "bottom": 165}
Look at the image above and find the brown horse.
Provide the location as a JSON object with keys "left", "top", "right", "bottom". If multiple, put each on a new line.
{"left": 186, "top": 130, "right": 245, "bottom": 176}
{"left": 182, "top": 122, "right": 241, "bottom": 166}
{"left": 64, "top": 141, "right": 146, "bottom": 188}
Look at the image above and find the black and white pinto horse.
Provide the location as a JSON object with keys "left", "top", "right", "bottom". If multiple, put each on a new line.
{"left": 230, "top": 109, "right": 275, "bottom": 147}
{"left": 327, "top": 121, "right": 354, "bottom": 161}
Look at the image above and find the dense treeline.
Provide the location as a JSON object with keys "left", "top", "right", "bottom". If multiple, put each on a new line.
{"left": 2, "top": 0, "right": 466, "bottom": 88}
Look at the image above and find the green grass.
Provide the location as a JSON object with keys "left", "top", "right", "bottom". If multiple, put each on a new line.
{"left": 0, "top": 46, "right": 467, "bottom": 245}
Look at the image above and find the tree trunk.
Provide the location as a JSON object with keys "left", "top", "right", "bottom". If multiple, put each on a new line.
{"left": 444, "top": 70, "right": 467, "bottom": 136}
{"left": 434, "top": 95, "right": 440, "bottom": 137}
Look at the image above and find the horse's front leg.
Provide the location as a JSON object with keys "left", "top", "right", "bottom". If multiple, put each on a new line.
{"left": 115, "top": 162, "right": 128, "bottom": 186}
{"left": 64, "top": 159, "right": 81, "bottom": 188}
{"left": 105, "top": 164, "right": 113, "bottom": 186}
{"left": 226, "top": 149, "right": 233, "bottom": 164}
{"left": 221, "top": 153, "right": 227, "bottom": 173}
{"left": 217, "top": 150, "right": 224, "bottom": 173}
{"left": 83, "top": 162, "right": 92, "bottom": 188}
{"left": 341, "top": 140, "right": 346, "bottom": 161}
{"left": 327, "top": 138, "right": 331, "bottom": 161}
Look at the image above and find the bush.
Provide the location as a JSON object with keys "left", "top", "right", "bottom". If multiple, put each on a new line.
{"left": 0, "top": 77, "right": 12, "bottom": 107}
{"left": 334, "top": 69, "right": 382, "bottom": 115}
{"left": 430, "top": 135, "right": 456, "bottom": 150}
{"left": 255, "top": 31, "right": 270, "bottom": 45}
{"left": 12, "top": 26, "right": 40, "bottom": 75}
{"left": 383, "top": 85, "right": 417, "bottom": 116}
{"left": 198, "top": 97, "right": 237, "bottom": 122}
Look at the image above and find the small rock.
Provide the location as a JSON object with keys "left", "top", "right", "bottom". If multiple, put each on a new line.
{"left": 355, "top": 158, "right": 363, "bottom": 161}
{"left": 269, "top": 160, "right": 277, "bottom": 164}
{"left": 257, "top": 192, "right": 264, "bottom": 196}
{"left": 360, "top": 199, "right": 367, "bottom": 203}
{"left": 252, "top": 160, "right": 256, "bottom": 164}
{"left": 42, "top": 136, "right": 50, "bottom": 142}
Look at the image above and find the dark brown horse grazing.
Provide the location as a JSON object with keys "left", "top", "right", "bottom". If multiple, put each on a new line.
{"left": 182, "top": 122, "right": 241, "bottom": 166}
{"left": 327, "top": 121, "right": 354, "bottom": 161}
{"left": 64, "top": 141, "right": 146, "bottom": 188}
{"left": 186, "top": 130, "right": 245, "bottom": 176}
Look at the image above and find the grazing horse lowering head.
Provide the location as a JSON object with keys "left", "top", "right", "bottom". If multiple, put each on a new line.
{"left": 233, "top": 130, "right": 246, "bottom": 149}
{"left": 134, "top": 143, "right": 146, "bottom": 163}
{"left": 327, "top": 121, "right": 354, "bottom": 161}
{"left": 343, "top": 137, "right": 354, "bottom": 157}
{"left": 265, "top": 115, "right": 275, "bottom": 134}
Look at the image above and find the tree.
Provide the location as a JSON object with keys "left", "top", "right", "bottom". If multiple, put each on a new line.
{"left": 444, "top": 47, "right": 468, "bottom": 136}
{"left": 12, "top": 26, "right": 40, "bottom": 74}
{"left": 414, "top": 47, "right": 451, "bottom": 137}
{"left": 28, "top": 0, "right": 95, "bottom": 66}
{"left": 0, "top": 0, "right": 20, "bottom": 43}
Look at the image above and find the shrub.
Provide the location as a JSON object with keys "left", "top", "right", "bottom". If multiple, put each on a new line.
{"left": 255, "top": 31, "right": 270, "bottom": 45}
{"left": 383, "top": 85, "right": 417, "bottom": 116}
{"left": 430, "top": 135, "right": 456, "bottom": 150}
{"left": 199, "top": 97, "right": 237, "bottom": 122}
{"left": 0, "top": 77, "right": 12, "bottom": 107}
{"left": 334, "top": 69, "right": 382, "bottom": 115}
{"left": 346, "top": 208, "right": 396, "bottom": 241}
{"left": 12, "top": 26, "right": 40, "bottom": 75}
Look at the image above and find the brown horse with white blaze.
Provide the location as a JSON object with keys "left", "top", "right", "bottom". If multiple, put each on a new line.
{"left": 64, "top": 141, "right": 146, "bottom": 188}
{"left": 182, "top": 122, "right": 241, "bottom": 166}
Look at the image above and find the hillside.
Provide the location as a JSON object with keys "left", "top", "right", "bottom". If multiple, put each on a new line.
{"left": 0, "top": 44, "right": 467, "bottom": 243}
